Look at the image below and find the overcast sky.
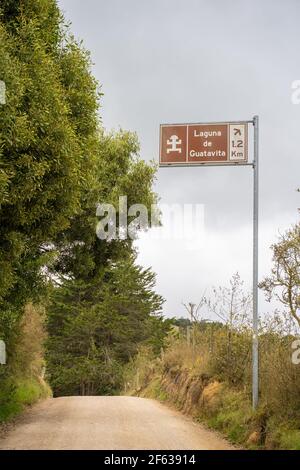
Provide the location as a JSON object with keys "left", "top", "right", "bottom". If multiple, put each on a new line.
{"left": 59, "top": 0, "right": 300, "bottom": 318}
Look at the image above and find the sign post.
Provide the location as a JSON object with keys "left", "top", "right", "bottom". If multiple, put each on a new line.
{"left": 252, "top": 115, "right": 259, "bottom": 410}
{"left": 159, "top": 117, "right": 259, "bottom": 409}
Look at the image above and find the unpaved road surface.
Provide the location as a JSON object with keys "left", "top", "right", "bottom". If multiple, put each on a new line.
{"left": 0, "top": 396, "right": 234, "bottom": 450}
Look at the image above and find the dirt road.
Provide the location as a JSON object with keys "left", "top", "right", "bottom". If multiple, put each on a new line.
{"left": 0, "top": 396, "right": 234, "bottom": 450}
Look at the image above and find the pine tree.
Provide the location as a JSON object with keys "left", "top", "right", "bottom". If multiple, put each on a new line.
{"left": 46, "top": 254, "right": 165, "bottom": 396}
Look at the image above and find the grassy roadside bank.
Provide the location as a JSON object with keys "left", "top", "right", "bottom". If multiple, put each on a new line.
{"left": 0, "top": 304, "right": 52, "bottom": 424}
{"left": 124, "top": 339, "right": 300, "bottom": 450}
{"left": 0, "top": 377, "right": 51, "bottom": 423}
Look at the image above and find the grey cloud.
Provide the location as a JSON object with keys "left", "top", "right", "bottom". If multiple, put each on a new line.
{"left": 58, "top": 0, "right": 300, "bottom": 316}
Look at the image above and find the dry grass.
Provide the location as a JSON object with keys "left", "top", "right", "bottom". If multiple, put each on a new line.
{"left": 125, "top": 322, "right": 300, "bottom": 449}
{"left": 0, "top": 303, "right": 51, "bottom": 423}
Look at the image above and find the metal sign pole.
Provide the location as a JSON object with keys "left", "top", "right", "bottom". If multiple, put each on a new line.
{"left": 159, "top": 117, "right": 260, "bottom": 409}
{"left": 252, "top": 115, "right": 259, "bottom": 409}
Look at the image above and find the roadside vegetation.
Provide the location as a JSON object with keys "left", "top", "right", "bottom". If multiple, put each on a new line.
{"left": 0, "top": 0, "right": 170, "bottom": 420}
{"left": 124, "top": 227, "right": 300, "bottom": 450}
{"left": 0, "top": 304, "right": 51, "bottom": 421}
{"left": 0, "top": 1, "right": 299, "bottom": 453}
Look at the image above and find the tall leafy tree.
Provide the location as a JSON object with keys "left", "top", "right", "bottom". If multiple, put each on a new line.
{"left": 0, "top": 0, "right": 168, "bottom": 400}
{"left": 0, "top": 0, "right": 100, "bottom": 345}
{"left": 52, "top": 129, "right": 158, "bottom": 280}
{"left": 46, "top": 129, "right": 165, "bottom": 396}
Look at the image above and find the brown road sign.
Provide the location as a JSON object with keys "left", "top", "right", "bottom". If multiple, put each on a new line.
{"left": 160, "top": 122, "right": 248, "bottom": 165}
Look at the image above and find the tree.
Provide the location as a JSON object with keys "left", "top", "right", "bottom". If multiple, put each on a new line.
{"left": 0, "top": 0, "right": 100, "bottom": 346}
{"left": 51, "top": 129, "right": 158, "bottom": 282}
{"left": 260, "top": 223, "right": 300, "bottom": 329}
{"left": 0, "top": 0, "right": 167, "bottom": 401}
{"left": 205, "top": 273, "right": 252, "bottom": 329}
{"left": 45, "top": 126, "right": 165, "bottom": 396}
{"left": 46, "top": 254, "right": 164, "bottom": 396}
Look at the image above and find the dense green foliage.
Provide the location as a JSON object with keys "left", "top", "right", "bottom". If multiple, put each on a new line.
{"left": 45, "top": 125, "right": 167, "bottom": 396}
{"left": 0, "top": 0, "right": 100, "bottom": 347}
{"left": 0, "top": 0, "right": 168, "bottom": 413}
{"left": 125, "top": 258, "right": 300, "bottom": 449}
{"left": 47, "top": 255, "right": 166, "bottom": 396}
